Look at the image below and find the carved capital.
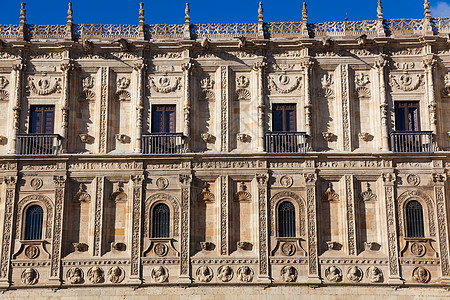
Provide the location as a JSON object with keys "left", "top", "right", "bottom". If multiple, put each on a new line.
{"left": 13, "top": 62, "right": 25, "bottom": 71}
{"left": 181, "top": 58, "right": 194, "bottom": 71}
{"left": 382, "top": 172, "right": 396, "bottom": 184}
{"left": 422, "top": 54, "right": 437, "bottom": 70}
{"left": 133, "top": 60, "right": 147, "bottom": 71}
{"left": 252, "top": 57, "right": 267, "bottom": 71}
{"left": 4, "top": 176, "right": 17, "bottom": 188}
{"left": 130, "top": 174, "right": 145, "bottom": 185}
{"left": 53, "top": 175, "right": 67, "bottom": 188}
{"left": 374, "top": 54, "right": 388, "bottom": 70}
{"left": 179, "top": 174, "right": 192, "bottom": 186}
{"left": 60, "top": 60, "right": 74, "bottom": 72}
{"left": 303, "top": 173, "right": 317, "bottom": 185}
{"left": 255, "top": 173, "right": 268, "bottom": 186}
{"left": 300, "top": 57, "right": 314, "bottom": 69}
{"left": 433, "top": 173, "right": 447, "bottom": 183}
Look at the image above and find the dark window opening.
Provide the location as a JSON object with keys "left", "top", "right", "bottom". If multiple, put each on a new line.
{"left": 278, "top": 201, "right": 296, "bottom": 237}
{"left": 25, "top": 205, "right": 44, "bottom": 240}
{"left": 152, "top": 105, "right": 176, "bottom": 133}
{"left": 273, "top": 104, "right": 296, "bottom": 132}
{"left": 395, "top": 102, "right": 419, "bottom": 131}
{"left": 30, "top": 105, "right": 55, "bottom": 134}
{"left": 152, "top": 203, "right": 170, "bottom": 238}
{"left": 406, "top": 200, "right": 425, "bottom": 238}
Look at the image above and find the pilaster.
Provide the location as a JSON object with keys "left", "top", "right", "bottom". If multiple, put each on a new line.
{"left": 133, "top": 60, "right": 146, "bottom": 153}
{"left": 345, "top": 175, "right": 357, "bottom": 255}
{"left": 255, "top": 173, "right": 270, "bottom": 283}
{"left": 129, "top": 174, "right": 144, "bottom": 284}
{"left": 335, "top": 64, "right": 352, "bottom": 152}
{"left": 301, "top": 57, "right": 313, "bottom": 150}
{"left": 423, "top": 54, "right": 438, "bottom": 150}
{"left": 253, "top": 59, "right": 267, "bottom": 152}
{"left": 220, "top": 175, "right": 229, "bottom": 256}
{"left": 182, "top": 58, "right": 193, "bottom": 152}
{"left": 60, "top": 59, "right": 74, "bottom": 153}
{"left": 219, "top": 65, "right": 230, "bottom": 152}
{"left": 98, "top": 66, "right": 110, "bottom": 153}
{"left": 374, "top": 54, "right": 389, "bottom": 151}
{"left": 178, "top": 173, "right": 192, "bottom": 283}
{"left": 9, "top": 61, "right": 25, "bottom": 154}
{"left": 93, "top": 176, "right": 104, "bottom": 257}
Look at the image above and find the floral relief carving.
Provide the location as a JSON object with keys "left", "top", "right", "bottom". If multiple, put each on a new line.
{"left": 108, "top": 266, "right": 125, "bottom": 283}
{"left": 196, "top": 265, "right": 213, "bottom": 282}
{"left": 148, "top": 75, "right": 182, "bottom": 93}
{"left": 268, "top": 74, "right": 301, "bottom": 94}
{"left": 26, "top": 76, "right": 62, "bottom": 95}
{"left": 389, "top": 73, "right": 424, "bottom": 91}
{"left": 151, "top": 266, "right": 169, "bottom": 283}
{"left": 21, "top": 268, "right": 38, "bottom": 285}
{"left": 217, "top": 265, "right": 233, "bottom": 282}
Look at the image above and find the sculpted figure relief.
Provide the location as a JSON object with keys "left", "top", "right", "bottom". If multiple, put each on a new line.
{"left": 412, "top": 267, "right": 430, "bottom": 283}
{"left": 87, "top": 266, "right": 104, "bottom": 283}
{"left": 325, "top": 266, "right": 342, "bottom": 282}
{"left": 366, "top": 266, "right": 383, "bottom": 283}
{"left": 151, "top": 266, "right": 169, "bottom": 283}
{"left": 21, "top": 268, "right": 38, "bottom": 285}
{"left": 346, "top": 266, "right": 363, "bottom": 282}
{"left": 281, "top": 266, "right": 298, "bottom": 282}
{"left": 237, "top": 266, "right": 254, "bottom": 282}
{"left": 67, "top": 267, "right": 84, "bottom": 284}
{"left": 108, "top": 266, "right": 125, "bottom": 283}
{"left": 217, "top": 265, "right": 233, "bottom": 282}
{"left": 196, "top": 266, "right": 213, "bottom": 282}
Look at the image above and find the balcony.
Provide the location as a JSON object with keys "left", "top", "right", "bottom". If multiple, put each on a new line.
{"left": 390, "top": 131, "right": 433, "bottom": 153}
{"left": 17, "top": 134, "right": 61, "bottom": 156}
{"left": 142, "top": 133, "right": 185, "bottom": 155}
{"left": 265, "top": 132, "right": 308, "bottom": 154}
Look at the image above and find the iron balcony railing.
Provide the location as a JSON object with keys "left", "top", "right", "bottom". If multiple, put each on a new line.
{"left": 265, "top": 132, "right": 308, "bottom": 153}
{"left": 142, "top": 133, "right": 185, "bottom": 155}
{"left": 390, "top": 131, "right": 433, "bottom": 153}
{"left": 17, "top": 134, "right": 61, "bottom": 156}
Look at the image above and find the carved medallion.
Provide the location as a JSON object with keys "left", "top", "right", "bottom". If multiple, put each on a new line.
{"left": 196, "top": 265, "right": 213, "bottom": 282}
{"left": 26, "top": 77, "right": 62, "bottom": 95}
{"left": 325, "top": 266, "right": 342, "bottom": 282}
{"left": 87, "top": 266, "right": 104, "bottom": 284}
{"left": 156, "top": 177, "right": 169, "bottom": 190}
{"left": 237, "top": 266, "right": 254, "bottom": 282}
{"left": 107, "top": 266, "right": 125, "bottom": 283}
{"left": 151, "top": 266, "right": 169, "bottom": 283}
{"left": 154, "top": 243, "right": 168, "bottom": 257}
{"left": 25, "top": 245, "right": 39, "bottom": 259}
{"left": 279, "top": 175, "right": 293, "bottom": 188}
{"left": 366, "top": 266, "right": 383, "bottom": 283}
{"left": 281, "top": 242, "right": 296, "bottom": 256}
{"left": 217, "top": 265, "right": 234, "bottom": 282}
{"left": 407, "top": 174, "right": 420, "bottom": 186}
{"left": 346, "top": 266, "right": 363, "bottom": 282}
{"left": 412, "top": 266, "right": 430, "bottom": 283}
{"left": 21, "top": 268, "right": 38, "bottom": 285}
{"left": 67, "top": 267, "right": 84, "bottom": 284}
{"left": 148, "top": 76, "right": 182, "bottom": 93}
{"left": 30, "top": 177, "right": 43, "bottom": 190}
{"left": 281, "top": 265, "right": 298, "bottom": 282}
{"left": 411, "top": 242, "right": 426, "bottom": 257}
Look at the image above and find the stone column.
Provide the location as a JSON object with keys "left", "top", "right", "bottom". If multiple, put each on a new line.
{"left": 423, "top": 54, "right": 439, "bottom": 150}
{"left": 93, "top": 176, "right": 104, "bottom": 257}
{"left": 60, "top": 60, "right": 74, "bottom": 153}
{"left": 301, "top": 57, "right": 313, "bottom": 150}
{"left": 9, "top": 61, "right": 25, "bottom": 154}
{"left": 382, "top": 172, "right": 403, "bottom": 284}
{"left": 374, "top": 54, "right": 389, "bottom": 151}
{"left": 344, "top": 175, "right": 357, "bottom": 255}
{"left": 133, "top": 60, "right": 146, "bottom": 153}
{"left": 304, "top": 172, "right": 321, "bottom": 284}
{"left": 130, "top": 174, "right": 144, "bottom": 284}
{"left": 255, "top": 173, "right": 270, "bottom": 283}
{"left": 49, "top": 175, "right": 66, "bottom": 283}
{"left": 336, "top": 64, "right": 352, "bottom": 151}
{"left": 253, "top": 58, "right": 267, "bottom": 152}
{"left": 178, "top": 174, "right": 192, "bottom": 283}
{"left": 0, "top": 176, "right": 17, "bottom": 287}
{"left": 182, "top": 59, "right": 193, "bottom": 152}
{"left": 219, "top": 176, "right": 229, "bottom": 256}
{"left": 431, "top": 167, "right": 450, "bottom": 283}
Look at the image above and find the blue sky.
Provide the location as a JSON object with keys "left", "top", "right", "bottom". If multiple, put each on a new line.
{"left": 0, "top": 0, "right": 449, "bottom": 25}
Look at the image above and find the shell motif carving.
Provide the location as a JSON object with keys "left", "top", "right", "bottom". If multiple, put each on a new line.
{"left": 323, "top": 183, "right": 339, "bottom": 201}
{"left": 0, "top": 90, "right": 9, "bottom": 101}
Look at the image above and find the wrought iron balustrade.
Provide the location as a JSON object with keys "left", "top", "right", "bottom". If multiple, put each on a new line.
{"left": 17, "top": 134, "right": 61, "bottom": 156}
{"left": 390, "top": 131, "right": 433, "bottom": 153}
{"left": 142, "top": 133, "right": 185, "bottom": 155}
{"left": 265, "top": 132, "right": 308, "bottom": 153}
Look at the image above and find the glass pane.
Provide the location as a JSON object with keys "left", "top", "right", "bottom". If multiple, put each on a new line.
{"left": 30, "top": 111, "right": 42, "bottom": 134}
{"left": 152, "top": 111, "right": 164, "bottom": 133}
{"left": 273, "top": 110, "right": 283, "bottom": 132}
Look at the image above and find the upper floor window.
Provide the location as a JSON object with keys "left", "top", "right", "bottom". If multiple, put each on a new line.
{"left": 278, "top": 201, "right": 295, "bottom": 237}
{"left": 152, "top": 203, "right": 170, "bottom": 238}
{"left": 273, "top": 104, "right": 296, "bottom": 132}
{"left": 152, "top": 105, "right": 176, "bottom": 133}
{"left": 395, "top": 101, "right": 419, "bottom": 131}
{"left": 25, "top": 205, "right": 44, "bottom": 240}
{"left": 406, "top": 200, "right": 425, "bottom": 238}
{"left": 30, "top": 105, "right": 55, "bottom": 134}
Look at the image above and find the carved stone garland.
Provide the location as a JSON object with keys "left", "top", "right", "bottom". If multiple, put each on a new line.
{"left": 99, "top": 67, "right": 109, "bottom": 153}
{"left": 179, "top": 174, "right": 192, "bottom": 282}
{"left": 304, "top": 173, "right": 320, "bottom": 283}
{"left": 50, "top": 175, "right": 66, "bottom": 280}
{"left": 130, "top": 175, "right": 144, "bottom": 280}
{"left": 220, "top": 66, "right": 229, "bottom": 152}
{"left": 220, "top": 176, "right": 229, "bottom": 255}
{"left": 345, "top": 175, "right": 357, "bottom": 256}
{"left": 0, "top": 176, "right": 17, "bottom": 282}
{"left": 93, "top": 177, "right": 104, "bottom": 256}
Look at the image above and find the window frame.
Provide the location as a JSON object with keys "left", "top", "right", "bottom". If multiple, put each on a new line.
{"left": 151, "top": 202, "right": 171, "bottom": 238}
{"left": 151, "top": 105, "right": 176, "bottom": 133}
{"left": 394, "top": 101, "right": 420, "bottom": 132}
{"left": 405, "top": 200, "right": 425, "bottom": 238}
{"left": 24, "top": 204, "right": 44, "bottom": 240}
{"left": 272, "top": 104, "right": 297, "bottom": 132}
{"left": 277, "top": 201, "right": 296, "bottom": 238}
{"left": 29, "top": 105, "right": 55, "bottom": 134}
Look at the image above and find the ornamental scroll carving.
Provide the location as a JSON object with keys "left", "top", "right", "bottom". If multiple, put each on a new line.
{"left": 397, "top": 190, "right": 435, "bottom": 237}
{"left": 270, "top": 191, "right": 306, "bottom": 236}
{"left": 267, "top": 74, "right": 301, "bottom": 94}
{"left": 389, "top": 73, "right": 424, "bottom": 91}
{"left": 144, "top": 193, "right": 180, "bottom": 237}
{"left": 148, "top": 75, "right": 182, "bottom": 93}
{"left": 15, "top": 195, "right": 53, "bottom": 240}
{"left": 26, "top": 76, "right": 62, "bottom": 95}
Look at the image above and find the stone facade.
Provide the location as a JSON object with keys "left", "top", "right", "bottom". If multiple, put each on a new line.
{"left": 0, "top": 1, "right": 450, "bottom": 298}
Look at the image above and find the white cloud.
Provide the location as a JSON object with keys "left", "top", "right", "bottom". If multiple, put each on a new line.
{"left": 431, "top": 2, "right": 450, "bottom": 17}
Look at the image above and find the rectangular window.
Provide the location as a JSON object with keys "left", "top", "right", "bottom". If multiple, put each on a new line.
{"left": 395, "top": 101, "right": 419, "bottom": 131}
{"left": 272, "top": 104, "right": 296, "bottom": 132}
{"left": 151, "top": 105, "right": 176, "bottom": 133}
{"left": 30, "top": 105, "right": 55, "bottom": 134}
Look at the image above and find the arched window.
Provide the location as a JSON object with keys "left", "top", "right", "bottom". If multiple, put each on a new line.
{"left": 406, "top": 200, "right": 425, "bottom": 238}
{"left": 25, "top": 205, "right": 44, "bottom": 240}
{"left": 152, "top": 203, "right": 170, "bottom": 238}
{"left": 278, "top": 201, "right": 295, "bottom": 237}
